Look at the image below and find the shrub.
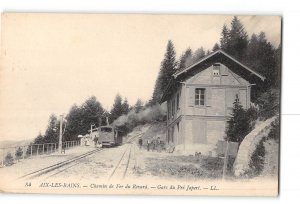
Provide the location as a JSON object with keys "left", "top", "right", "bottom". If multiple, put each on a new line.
{"left": 4, "top": 152, "right": 14, "bottom": 166}
{"left": 247, "top": 106, "right": 259, "bottom": 129}
{"left": 226, "top": 98, "right": 258, "bottom": 144}
{"left": 249, "top": 138, "right": 266, "bottom": 176}
{"left": 268, "top": 117, "right": 280, "bottom": 142}
{"left": 15, "top": 147, "right": 23, "bottom": 161}
{"left": 257, "top": 88, "right": 280, "bottom": 119}
{"left": 26, "top": 143, "right": 33, "bottom": 156}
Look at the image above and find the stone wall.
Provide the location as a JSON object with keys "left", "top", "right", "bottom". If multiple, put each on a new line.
{"left": 233, "top": 116, "right": 277, "bottom": 177}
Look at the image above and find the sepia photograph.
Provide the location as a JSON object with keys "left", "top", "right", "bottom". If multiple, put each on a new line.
{"left": 0, "top": 13, "right": 281, "bottom": 196}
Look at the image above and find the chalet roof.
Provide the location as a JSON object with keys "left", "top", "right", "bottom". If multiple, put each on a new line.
{"left": 159, "top": 49, "right": 265, "bottom": 103}
{"left": 173, "top": 49, "right": 265, "bottom": 81}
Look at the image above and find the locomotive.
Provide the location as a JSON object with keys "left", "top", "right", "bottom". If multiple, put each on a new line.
{"left": 89, "top": 119, "right": 122, "bottom": 147}
{"left": 98, "top": 125, "right": 121, "bottom": 147}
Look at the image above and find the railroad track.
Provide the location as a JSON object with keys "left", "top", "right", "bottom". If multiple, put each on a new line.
{"left": 18, "top": 148, "right": 105, "bottom": 180}
{"left": 108, "top": 127, "right": 150, "bottom": 180}
{"left": 18, "top": 126, "right": 149, "bottom": 181}
{"left": 108, "top": 143, "right": 133, "bottom": 180}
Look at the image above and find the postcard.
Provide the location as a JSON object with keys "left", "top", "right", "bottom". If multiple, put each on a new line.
{"left": 0, "top": 13, "right": 281, "bottom": 196}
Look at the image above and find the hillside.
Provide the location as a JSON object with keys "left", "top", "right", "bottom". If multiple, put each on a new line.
{"left": 0, "top": 139, "right": 32, "bottom": 148}
{"left": 125, "top": 121, "right": 167, "bottom": 145}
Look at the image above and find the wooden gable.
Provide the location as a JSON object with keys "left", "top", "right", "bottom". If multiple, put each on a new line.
{"left": 185, "top": 63, "right": 250, "bottom": 86}
{"left": 160, "top": 50, "right": 264, "bottom": 104}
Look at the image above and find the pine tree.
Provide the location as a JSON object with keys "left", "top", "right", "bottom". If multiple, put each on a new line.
{"left": 122, "top": 98, "right": 130, "bottom": 115}
{"left": 274, "top": 44, "right": 281, "bottom": 88}
{"left": 178, "top": 48, "right": 192, "bottom": 69}
{"left": 151, "top": 79, "right": 162, "bottom": 105}
{"left": 225, "top": 97, "right": 252, "bottom": 144}
{"left": 220, "top": 24, "right": 230, "bottom": 51}
{"left": 133, "top": 98, "right": 144, "bottom": 113}
{"left": 64, "top": 104, "right": 85, "bottom": 141}
{"left": 110, "top": 94, "right": 124, "bottom": 122}
{"left": 151, "top": 40, "right": 177, "bottom": 104}
{"left": 246, "top": 32, "right": 277, "bottom": 95}
{"left": 63, "top": 96, "right": 104, "bottom": 141}
{"left": 82, "top": 96, "right": 104, "bottom": 120}
{"left": 256, "top": 88, "right": 280, "bottom": 119}
{"left": 192, "top": 47, "right": 205, "bottom": 63}
{"left": 34, "top": 132, "right": 44, "bottom": 144}
{"left": 257, "top": 32, "right": 277, "bottom": 88}
{"left": 247, "top": 34, "right": 259, "bottom": 62}
{"left": 81, "top": 96, "right": 105, "bottom": 128}
{"left": 212, "top": 43, "right": 220, "bottom": 51}
{"left": 227, "top": 16, "right": 249, "bottom": 59}
{"left": 178, "top": 47, "right": 193, "bottom": 70}
{"left": 43, "top": 114, "right": 59, "bottom": 143}
{"left": 63, "top": 104, "right": 86, "bottom": 141}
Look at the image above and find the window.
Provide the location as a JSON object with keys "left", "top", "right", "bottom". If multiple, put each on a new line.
{"left": 195, "top": 88, "right": 205, "bottom": 106}
{"left": 100, "top": 127, "right": 113, "bottom": 133}
{"left": 213, "top": 63, "right": 220, "bottom": 76}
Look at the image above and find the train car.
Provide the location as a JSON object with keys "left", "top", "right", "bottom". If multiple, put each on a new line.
{"left": 98, "top": 125, "right": 118, "bottom": 147}
{"left": 88, "top": 125, "right": 122, "bottom": 147}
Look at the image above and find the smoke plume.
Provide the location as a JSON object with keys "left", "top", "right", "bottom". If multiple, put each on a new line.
{"left": 113, "top": 103, "right": 167, "bottom": 127}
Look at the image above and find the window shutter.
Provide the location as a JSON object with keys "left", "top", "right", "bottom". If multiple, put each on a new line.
{"left": 220, "top": 65, "right": 228, "bottom": 76}
{"left": 206, "top": 87, "right": 212, "bottom": 107}
{"left": 188, "top": 86, "right": 195, "bottom": 107}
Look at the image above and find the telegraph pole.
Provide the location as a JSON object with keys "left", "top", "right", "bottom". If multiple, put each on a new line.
{"left": 58, "top": 114, "right": 63, "bottom": 153}
{"left": 98, "top": 116, "right": 102, "bottom": 137}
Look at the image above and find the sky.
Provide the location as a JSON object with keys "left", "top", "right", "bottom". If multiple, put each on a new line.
{"left": 0, "top": 13, "right": 281, "bottom": 142}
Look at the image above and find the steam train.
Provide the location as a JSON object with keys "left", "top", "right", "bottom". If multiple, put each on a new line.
{"left": 89, "top": 124, "right": 122, "bottom": 147}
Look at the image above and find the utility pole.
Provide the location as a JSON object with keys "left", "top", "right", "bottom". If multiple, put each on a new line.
{"left": 58, "top": 114, "right": 63, "bottom": 153}
{"left": 98, "top": 116, "right": 102, "bottom": 138}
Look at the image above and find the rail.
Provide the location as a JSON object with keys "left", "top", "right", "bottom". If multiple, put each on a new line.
{"left": 18, "top": 148, "right": 103, "bottom": 180}
{"left": 0, "top": 140, "right": 80, "bottom": 168}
